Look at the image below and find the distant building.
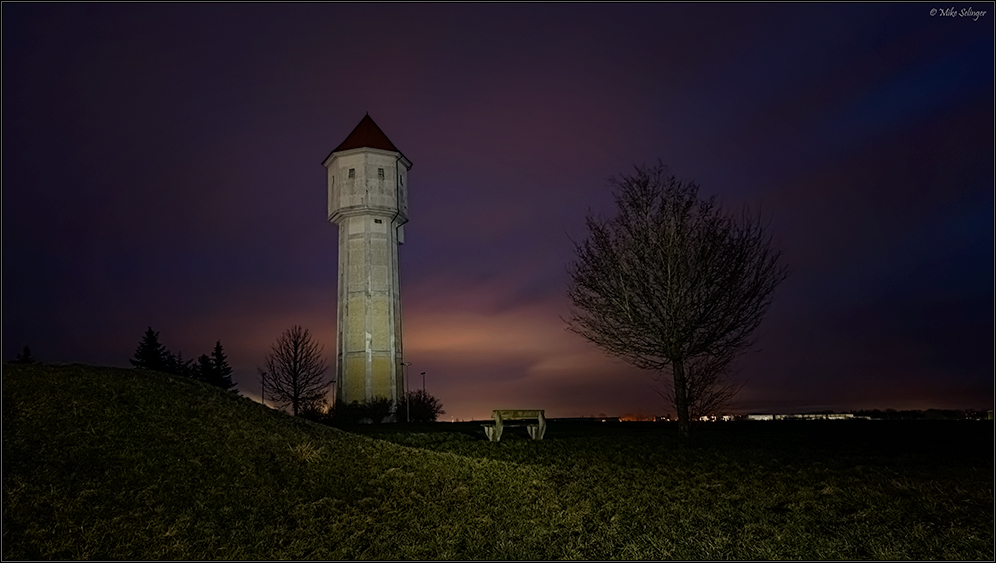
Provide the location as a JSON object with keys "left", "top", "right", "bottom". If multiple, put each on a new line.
{"left": 776, "top": 413, "right": 855, "bottom": 420}
{"left": 747, "top": 413, "right": 855, "bottom": 421}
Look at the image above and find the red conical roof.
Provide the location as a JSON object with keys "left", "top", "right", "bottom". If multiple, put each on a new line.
{"left": 332, "top": 114, "right": 399, "bottom": 153}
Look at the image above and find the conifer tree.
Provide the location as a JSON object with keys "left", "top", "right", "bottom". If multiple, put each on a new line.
{"left": 130, "top": 327, "right": 170, "bottom": 372}
{"left": 10, "top": 346, "right": 36, "bottom": 364}
{"left": 210, "top": 341, "right": 236, "bottom": 390}
{"left": 166, "top": 350, "right": 194, "bottom": 378}
{"left": 195, "top": 354, "right": 214, "bottom": 383}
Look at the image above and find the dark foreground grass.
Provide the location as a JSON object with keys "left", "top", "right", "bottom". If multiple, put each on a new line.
{"left": 4, "top": 364, "right": 993, "bottom": 560}
{"left": 363, "top": 420, "right": 995, "bottom": 560}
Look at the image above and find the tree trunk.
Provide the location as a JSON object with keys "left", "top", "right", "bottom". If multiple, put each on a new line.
{"left": 673, "top": 360, "right": 690, "bottom": 438}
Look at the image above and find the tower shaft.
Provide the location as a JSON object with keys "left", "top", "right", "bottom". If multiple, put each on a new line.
{"left": 334, "top": 211, "right": 404, "bottom": 405}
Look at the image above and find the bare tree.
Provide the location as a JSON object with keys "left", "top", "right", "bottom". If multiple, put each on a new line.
{"left": 566, "top": 163, "right": 787, "bottom": 438}
{"left": 258, "top": 326, "right": 331, "bottom": 416}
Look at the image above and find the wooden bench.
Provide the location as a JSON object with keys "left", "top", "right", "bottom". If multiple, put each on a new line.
{"left": 482, "top": 409, "right": 546, "bottom": 442}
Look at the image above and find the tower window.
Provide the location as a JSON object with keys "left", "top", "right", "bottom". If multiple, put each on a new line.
{"left": 348, "top": 168, "right": 355, "bottom": 178}
{"left": 400, "top": 175, "right": 404, "bottom": 186}
{"left": 374, "top": 218, "right": 383, "bottom": 224}
{"left": 378, "top": 168, "right": 385, "bottom": 179}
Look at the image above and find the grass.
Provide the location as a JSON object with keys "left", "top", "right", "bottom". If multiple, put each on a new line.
{"left": 3, "top": 363, "right": 993, "bottom": 560}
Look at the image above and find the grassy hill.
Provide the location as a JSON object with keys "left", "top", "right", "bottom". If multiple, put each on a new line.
{"left": 3, "top": 363, "right": 993, "bottom": 559}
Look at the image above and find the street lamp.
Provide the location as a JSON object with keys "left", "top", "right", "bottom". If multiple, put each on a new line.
{"left": 401, "top": 362, "right": 412, "bottom": 423}
{"left": 260, "top": 371, "right": 266, "bottom": 407}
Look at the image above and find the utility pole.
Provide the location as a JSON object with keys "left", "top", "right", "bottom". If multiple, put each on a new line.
{"left": 402, "top": 362, "right": 412, "bottom": 422}
{"left": 260, "top": 371, "right": 266, "bottom": 407}
{"left": 421, "top": 371, "right": 426, "bottom": 392}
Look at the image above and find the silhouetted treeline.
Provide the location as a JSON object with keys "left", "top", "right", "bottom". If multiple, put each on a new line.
{"left": 303, "top": 398, "right": 395, "bottom": 425}
{"left": 851, "top": 408, "right": 987, "bottom": 421}
{"left": 8, "top": 346, "right": 37, "bottom": 364}
{"left": 131, "top": 327, "right": 236, "bottom": 391}
{"left": 299, "top": 390, "right": 446, "bottom": 425}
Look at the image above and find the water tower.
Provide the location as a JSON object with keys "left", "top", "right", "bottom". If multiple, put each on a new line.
{"left": 323, "top": 114, "right": 411, "bottom": 416}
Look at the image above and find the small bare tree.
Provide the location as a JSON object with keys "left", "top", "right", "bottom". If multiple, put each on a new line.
{"left": 566, "top": 163, "right": 787, "bottom": 438}
{"left": 258, "top": 325, "right": 331, "bottom": 416}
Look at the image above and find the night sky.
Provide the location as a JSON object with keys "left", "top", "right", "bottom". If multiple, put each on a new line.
{"left": 3, "top": 4, "right": 993, "bottom": 421}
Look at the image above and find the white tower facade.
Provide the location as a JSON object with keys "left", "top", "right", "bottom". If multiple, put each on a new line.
{"left": 323, "top": 115, "right": 411, "bottom": 413}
